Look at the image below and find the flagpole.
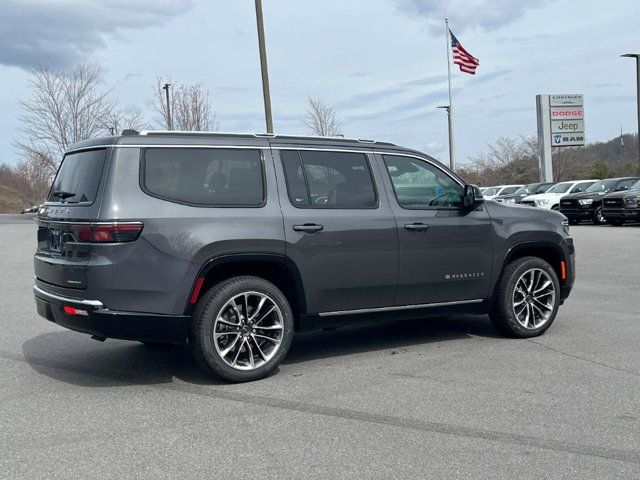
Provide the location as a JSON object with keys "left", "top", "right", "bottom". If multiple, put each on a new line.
{"left": 445, "top": 18, "right": 457, "bottom": 171}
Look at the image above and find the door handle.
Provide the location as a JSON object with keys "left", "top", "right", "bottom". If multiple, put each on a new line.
{"left": 293, "top": 223, "right": 324, "bottom": 233}
{"left": 404, "top": 223, "right": 430, "bottom": 231}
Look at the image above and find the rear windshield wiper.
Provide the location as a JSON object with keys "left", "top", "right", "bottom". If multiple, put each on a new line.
{"left": 51, "top": 190, "right": 76, "bottom": 201}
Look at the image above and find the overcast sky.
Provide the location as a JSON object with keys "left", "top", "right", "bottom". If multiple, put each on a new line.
{"left": 1, "top": 0, "right": 639, "bottom": 166}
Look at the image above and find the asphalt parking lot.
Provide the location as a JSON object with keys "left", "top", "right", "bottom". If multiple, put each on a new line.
{"left": 0, "top": 215, "right": 638, "bottom": 479}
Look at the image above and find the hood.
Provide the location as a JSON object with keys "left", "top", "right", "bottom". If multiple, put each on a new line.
{"left": 522, "top": 192, "right": 564, "bottom": 202}
{"left": 562, "top": 191, "right": 607, "bottom": 201}
{"left": 603, "top": 188, "right": 640, "bottom": 200}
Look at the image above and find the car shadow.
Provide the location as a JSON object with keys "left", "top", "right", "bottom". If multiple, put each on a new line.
{"left": 21, "top": 314, "right": 499, "bottom": 387}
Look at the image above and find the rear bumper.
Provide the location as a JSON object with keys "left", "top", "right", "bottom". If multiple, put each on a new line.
{"left": 33, "top": 285, "right": 190, "bottom": 343}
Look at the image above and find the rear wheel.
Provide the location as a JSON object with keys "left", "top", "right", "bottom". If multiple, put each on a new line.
{"left": 593, "top": 206, "right": 606, "bottom": 225}
{"left": 189, "top": 276, "right": 294, "bottom": 382}
{"left": 490, "top": 257, "right": 560, "bottom": 338}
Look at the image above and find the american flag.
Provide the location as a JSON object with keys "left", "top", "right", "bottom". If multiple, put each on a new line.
{"left": 450, "top": 30, "right": 479, "bottom": 75}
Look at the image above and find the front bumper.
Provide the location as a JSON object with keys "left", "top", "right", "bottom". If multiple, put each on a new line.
{"left": 559, "top": 207, "right": 594, "bottom": 221}
{"left": 33, "top": 285, "right": 190, "bottom": 343}
{"left": 602, "top": 207, "right": 640, "bottom": 222}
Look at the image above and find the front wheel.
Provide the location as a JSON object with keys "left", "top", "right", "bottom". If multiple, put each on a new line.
{"left": 593, "top": 206, "right": 607, "bottom": 225}
{"left": 490, "top": 257, "right": 560, "bottom": 338}
{"left": 189, "top": 276, "right": 294, "bottom": 382}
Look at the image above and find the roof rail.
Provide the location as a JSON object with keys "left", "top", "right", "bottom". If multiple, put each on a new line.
{"left": 137, "top": 130, "right": 396, "bottom": 146}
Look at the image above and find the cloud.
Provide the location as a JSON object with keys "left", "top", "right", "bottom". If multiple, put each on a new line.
{"left": 389, "top": 0, "right": 550, "bottom": 33}
{"left": 0, "top": 0, "right": 193, "bottom": 70}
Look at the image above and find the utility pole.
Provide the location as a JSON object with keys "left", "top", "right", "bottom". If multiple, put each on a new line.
{"left": 622, "top": 53, "right": 640, "bottom": 175}
{"left": 163, "top": 83, "right": 173, "bottom": 130}
{"left": 255, "top": 0, "right": 273, "bottom": 133}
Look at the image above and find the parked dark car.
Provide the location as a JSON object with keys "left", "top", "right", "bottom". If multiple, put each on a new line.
{"left": 602, "top": 178, "right": 640, "bottom": 226}
{"left": 494, "top": 182, "right": 555, "bottom": 204}
{"left": 33, "top": 131, "right": 575, "bottom": 382}
{"left": 559, "top": 177, "right": 639, "bottom": 224}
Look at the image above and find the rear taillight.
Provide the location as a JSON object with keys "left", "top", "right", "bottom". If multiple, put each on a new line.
{"left": 63, "top": 306, "right": 88, "bottom": 316}
{"left": 70, "top": 222, "right": 143, "bottom": 243}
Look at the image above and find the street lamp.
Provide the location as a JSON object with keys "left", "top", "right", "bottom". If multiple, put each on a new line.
{"left": 621, "top": 53, "right": 640, "bottom": 175}
{"left": 162, "top": 83, "right": 173, "bottom": 131}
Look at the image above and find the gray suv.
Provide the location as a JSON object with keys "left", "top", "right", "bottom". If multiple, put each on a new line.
{"left": 33, "top": 131, "right": 575, "bottom": 382}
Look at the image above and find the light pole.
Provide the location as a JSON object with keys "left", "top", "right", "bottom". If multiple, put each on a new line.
{"left": 621, "top": 53, "right": 640, "bottom": 175}
{"left": 255, "top": 0, "right": 273, "bottom": 133}
{"left": 162, "top": 83, "right": 173, "bottom": 130}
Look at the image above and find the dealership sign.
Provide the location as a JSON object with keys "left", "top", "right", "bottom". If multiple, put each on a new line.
{"left": 536, "top": 94, "right": 585, "bottom": 181}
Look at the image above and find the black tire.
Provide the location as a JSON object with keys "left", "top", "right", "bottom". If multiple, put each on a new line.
{"left": 189, "top": 276, "right": 294, "bottom": 383}
{"left": 593, "top": 206, "right": 607, "bottom": 225}
{"left": 490, "top": 256, "right": 560, "bottom": 338}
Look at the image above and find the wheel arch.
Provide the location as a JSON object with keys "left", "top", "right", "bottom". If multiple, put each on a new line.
{"left": 492, "top": 241, "right": 567, "bottom": 303}
{"left": 184, "top": 254, "right": 306, "bottom": 329}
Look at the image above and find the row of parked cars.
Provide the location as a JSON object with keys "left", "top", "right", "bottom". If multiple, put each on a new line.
{"left": 480, "top": 177, "right": 640, "bottom": 225}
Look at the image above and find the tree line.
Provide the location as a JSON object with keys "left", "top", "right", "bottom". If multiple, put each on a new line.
{"left": 3, "top": 61, "right": 636, "bottom": 210}
{"left": 457, "top": 134, "right": 639, "bottom": 186}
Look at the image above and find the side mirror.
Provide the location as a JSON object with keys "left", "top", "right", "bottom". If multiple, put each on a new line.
{"left": 463, "top": 184, "right": 483, "bottom": 208}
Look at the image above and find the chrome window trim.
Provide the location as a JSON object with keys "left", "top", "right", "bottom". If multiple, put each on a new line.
{"left": 317, "top": 298, "right": 483, "bottom": 317}
{"left": 374, "top": 151, "right": 465, "bottom": 187}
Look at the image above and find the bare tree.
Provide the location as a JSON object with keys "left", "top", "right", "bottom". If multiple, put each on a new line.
{"left": 154, "top": 77, "right": 219, "bottom": 131}
{"left": 14, "top": 64, "right": 114, "bottom": 176}
{"left": 303, "top": 97, "right": 342, "bottom": 137}
{"left": 103, "top": 109, "right": 148, "bottom": 135}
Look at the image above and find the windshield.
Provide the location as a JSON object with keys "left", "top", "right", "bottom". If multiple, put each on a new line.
{"left": 514, "top": 184, "right": 534, "bottom": 195}
{"left": 631, "top": 179, "right": 640, "bottom": 190}
{"left": 48, "top": 149, "right": 107, "bottom": 203}
{"left": 585, "top": 179, "right": 616, "bottom": 193}
{"left": 546, "top": 182, "right": 572, "bottom": 194}
{"left": 483, "top": 187, "right": 499, "bottom": 195}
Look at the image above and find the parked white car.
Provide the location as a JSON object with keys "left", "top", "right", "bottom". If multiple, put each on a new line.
{"left": 521, "top": 179, "right": 597, "bottom": 210}
{"left": 481, "top": 185, "right": 524, "bottom": 200}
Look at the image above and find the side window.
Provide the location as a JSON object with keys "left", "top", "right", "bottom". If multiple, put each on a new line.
{"left": 142, "top": 148, "right": 265, "bottom": 206}
{"left": 383, "top": 155, "right": 463, "bottom": 208}
{"left": 616, "top": 179, "right": 636, "bottom": 190}
{"left": 280, "top": 150, "right": 377, "bottom": 208}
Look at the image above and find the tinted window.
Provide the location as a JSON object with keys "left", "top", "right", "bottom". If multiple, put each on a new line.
{"left": 547, "top": 182, "right": 572, "bottom": 193}
{"left": 383, "top": 155, "right": 463, "bottom": 208}
{"left": 280, "top": 150, "right": 310, "bottom": 206}
{"left": 614, "top": 178, "right": 638, "bottom": 190}
{"left": 142, "top": 148, "right": 264, "bottom": 206}
{"left": 571, "top": 181, "right": 594, "bottom": 193}
{"left": 48, "top": 149, "right": 107, "bottom": 203}
{"left": 281, "top": 150, "right": 377, "bottom": 208}
{"left": 535, "top": 183, "right": 553, "bottom": 193}
{"left": 501, "top": 186, "right": 520, "bottom": 195}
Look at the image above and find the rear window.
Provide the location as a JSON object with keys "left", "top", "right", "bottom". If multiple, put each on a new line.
{"left": 48, "top": 149, "right": 107, "bottom": 203}
{"left": 141, "top": 148, "right": 265, "bottom": 206}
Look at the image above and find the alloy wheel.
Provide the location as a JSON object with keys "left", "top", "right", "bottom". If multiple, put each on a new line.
{"left": 213, "top": 291, "right": 284, "bottom": 370}
{"left": 511, "top": 268, "right": 556, "bottom": 329}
